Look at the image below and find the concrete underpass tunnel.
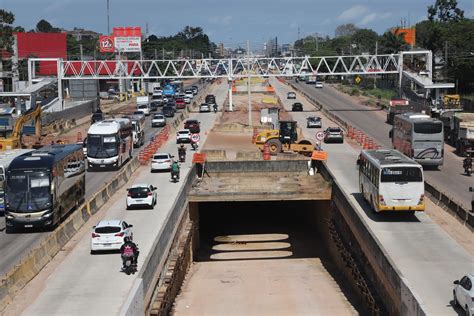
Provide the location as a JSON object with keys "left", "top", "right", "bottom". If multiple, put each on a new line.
{"left": 193, "top": 200, "right": 332, "bottom": 262}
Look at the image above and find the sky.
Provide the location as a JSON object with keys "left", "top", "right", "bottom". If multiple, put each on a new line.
{"left": 2, "top": 0, "right": 473, "bottom": 49}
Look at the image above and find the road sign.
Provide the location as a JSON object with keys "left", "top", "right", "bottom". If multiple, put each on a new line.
{"left": 191, "top": 133, "right": 200, "bottom": 143}
{"left": 354, "top": 75, "right": 362, "bottom": 85}
{"left": 311, "top": 150, "right": 327, "bottom": 161}
{"left": 99, "top": 36, "right": 115, "bottom": 53}
{"left": 315, "top": 131, "right": 325, "bottom": 141}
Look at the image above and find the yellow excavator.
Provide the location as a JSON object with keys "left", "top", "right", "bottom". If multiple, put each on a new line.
{"left": 0, "top": 104, "right": 42, "bottom": 151}
{"left": 253, "top": 121, "right": 314, "bottom": 156}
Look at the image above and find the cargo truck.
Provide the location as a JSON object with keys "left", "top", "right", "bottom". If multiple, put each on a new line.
{"left": 451, "top": 112, "right": 474, "bottom": 156}
{"left": 131, "top": 116, "right": 145, "bottom": 148}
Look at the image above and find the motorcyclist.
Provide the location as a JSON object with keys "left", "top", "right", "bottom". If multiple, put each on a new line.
{"left": 463, "top": 153, "right": 472, "bottom": 174}
{"left": 213, "top": 103, "right": 218, "bottom": 113}
{"left": 191, "top": 141, "right": 199, "bottom": 151}
{"left": 171, "top": 160, "right": 180, "bottom": 180}
{"left": 120, "top": 237, "right": 139, "bottom": 267}
{"left": 178, "top": 144, "right": 186, "bottom": 162}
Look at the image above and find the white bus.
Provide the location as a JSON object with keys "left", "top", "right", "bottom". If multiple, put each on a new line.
{"left": 86, "top": 119, "right": 133, "bottom": 170}
{"left": 0, "top": 149, "right": 34, "bottom": 213}
{"left": 390, "top": 113, "right": 444, "bottom": 167}
{"left": 358, "top": 149, "right": 425, "bottom": 213}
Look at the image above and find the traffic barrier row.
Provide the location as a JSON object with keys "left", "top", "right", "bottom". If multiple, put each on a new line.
{"left": 0, "top": 157, "right": 141, "bottom": 312}
{"left": 346, "top": 126, "right": 381, "bottom": 150}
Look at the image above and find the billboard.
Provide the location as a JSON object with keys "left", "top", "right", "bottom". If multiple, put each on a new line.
{"left": 14, "top": 32, "right": 67, "bottom": 75}
{"left": 114, "top": 36, "right": 141, "bottom": 52}
{"left": 393, "top": 28, "right": 416, "bottom": 47}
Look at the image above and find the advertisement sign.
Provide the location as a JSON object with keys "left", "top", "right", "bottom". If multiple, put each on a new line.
{"left": 113, "top": 27, "right": 141, "bottom": 37}
{"left": 99, "top": 36, "right": 115, "bottom": 53}
{"left": 114, "top": 36, "right": 141, "bottom": 52}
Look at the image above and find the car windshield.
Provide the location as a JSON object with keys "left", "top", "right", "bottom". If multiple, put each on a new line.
{"left": 87, "top": 134, "right": 118, "bottom": 158}
{"left": 6, "top": 171, "right": 52, "bottom": 212}
{"left": 153, "top": 115, "right": 164, "bottom": 119}
{"left": 179, "top": 130, "right": 189, "bottom": 134}
{"left": 95, "top": 226, "right": 121, "bottom": 234}
{"left": 138, "top": 104, "right": 148, "bottom": 109}
{"left": 328, "top": 128, "right": 341, "bottom": 133}
{"left": 380, "top": 167, "right": 423, "bottom": 183}
{"left": 153, "top": 154, "right": 169, "bottom": 160}
{"left": 128, "top": 187, "right": 150, "bottom": 198}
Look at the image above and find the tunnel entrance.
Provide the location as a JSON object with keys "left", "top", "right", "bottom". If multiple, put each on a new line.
{"left": 170, "top": 200, "right": 365, "bottom": 315}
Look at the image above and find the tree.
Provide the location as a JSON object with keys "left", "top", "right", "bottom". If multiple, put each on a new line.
{"left": 352, "top": 29, "right": 379, "bottom": 53}
{"left": 36, "top": 19, "right": 53, "bottom": 32}
{"left": 0, "top": 9, "right": 15, "bottom": 53}
{"left": 428, "top": 0, "right": 464, "bottom": 22}
{"left": 335, "top": 23, "right": 359, "bottom": 37}
{"left": 379, "top": 30, "right": 409, "bottom": 54}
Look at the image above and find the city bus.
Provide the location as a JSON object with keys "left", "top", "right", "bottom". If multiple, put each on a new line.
{"left": 0, "top": 149, "right": 34, "bottom": 214}
{"left": 358, "top": 149, "right": 425, "bottom": 214}
{"left": 390, "top": 113, "right": 444, "bottom": 167}
{"left": 86, "top": 118, "right": 133, "bottom": 170}
{"left": 4, "top": 144, "right": 85, "bottom": 232}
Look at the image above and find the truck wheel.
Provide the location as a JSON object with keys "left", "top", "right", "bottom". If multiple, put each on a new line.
{"left": 267, "top": 139, "right": 282, "bottom": 155}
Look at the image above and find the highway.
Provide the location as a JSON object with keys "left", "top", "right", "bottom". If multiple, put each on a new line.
{"left": 9, "top": 82, "right": 227, "bottom": 315}
{"left": 0, "top": 82, "right": 207, "bottom": 277}
{"left": 272, "top": 78, "right": 473, "bottom": 315}
{"left": 292, "top": 80, "right": 472, "bottom": 210}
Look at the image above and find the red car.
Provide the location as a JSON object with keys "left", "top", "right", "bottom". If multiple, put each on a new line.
{"left": 175, "top": 98, "right": 185, "bottom": 109}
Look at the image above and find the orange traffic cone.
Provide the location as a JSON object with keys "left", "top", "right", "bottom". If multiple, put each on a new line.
{"left": 263, "top": 143, "right": 271, "bottom": 160}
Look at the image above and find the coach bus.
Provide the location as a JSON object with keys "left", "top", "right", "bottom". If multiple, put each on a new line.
{"left": 390, "top": 113, "right": 444, "bottom": 167}
{"left": 0, "top": 149, "right": 34, "bottom": 214}
{"left": 357, "top": 149, "right": 425, "bottom": 214}
{"left": 4, "top": 144, "right": 85, "bottom": 232}
{"left": 86, "top": 118, "right": 133, "bottom": 170}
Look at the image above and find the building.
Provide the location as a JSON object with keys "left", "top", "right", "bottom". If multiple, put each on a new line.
{"left": 265, "top": 37, "right": 279, "bottom": 57}
{"left": 67, "top": 27, "right": 101, "bottom": 41}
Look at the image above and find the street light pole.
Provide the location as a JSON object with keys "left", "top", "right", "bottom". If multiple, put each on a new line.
{"left": 247, "top": 40, "right": 252, "bottom": 127}
{"left": 107, "top": 0, "right": 110, "bottom": 34}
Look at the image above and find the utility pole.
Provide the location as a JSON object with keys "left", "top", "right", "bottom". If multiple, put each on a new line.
{"left": 106, "top": 0, "right": 110, "bottom": 34}
{"left": 162, "top": 47, "right": 165, "bottom": 60}
{"left": 374, "top": 40, "right": 378, "bottom": 89}
{"left": 80, "top": 44, "right": 84, "bottom": 60}
{"left": 444, "top": 41, "right": 448, "bottom": 80}
{"left": 154, "top": 49, "right": 158, "bottom": 60}
{"left": 247, "top": 40, "right": 252, "bottom": 126}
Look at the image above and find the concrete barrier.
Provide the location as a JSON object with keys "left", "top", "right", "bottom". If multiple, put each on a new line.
{"left": 206, "top": 159, "right": 309, "bottom": 173}
{"left": 0, "top": 156, "right": 141, "bottom": 312}
{"left": 235, "top": 151, "right": 262, "bottom": 160}
{"left": 202, "top": 149, "right": 227, "bottom": 161}
{"left": 287, "top": 80, "right": 474, "bottom": 230}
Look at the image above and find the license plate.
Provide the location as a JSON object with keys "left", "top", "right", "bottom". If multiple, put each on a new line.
{"left": 136, "top": 199, "right": 143, "bottom": 202}
{"left": 24, "top": 224, "right": 33, "bottom": 228}
{"left": 103, "top": 243, "right": 111, "bottom": 246}
{"left": 100, "top": 165, "right": 105, "bottom": 167}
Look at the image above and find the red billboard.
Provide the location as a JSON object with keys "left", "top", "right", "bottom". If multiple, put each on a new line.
{"left": 113, "top": 27, "right": 142, "bottom": 37}
{"left": 15, "top": 32, "right": 67, "bottom": 75}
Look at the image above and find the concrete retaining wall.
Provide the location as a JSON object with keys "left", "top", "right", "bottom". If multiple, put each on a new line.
{"left": 205, "top": 159, "right": 309, "bottom": 173}
{"left": 0, "top": 157, "right": 140, "bottom": 312}
{"left": 42, "top": 99, "right": 97, "bottom": 126}
{"left": 287, "top": 81, "right": 473, "bottom": 230}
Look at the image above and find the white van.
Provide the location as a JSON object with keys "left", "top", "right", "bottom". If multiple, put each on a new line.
{"left": 136, "top": 96, "right": 151, "bottom": 116}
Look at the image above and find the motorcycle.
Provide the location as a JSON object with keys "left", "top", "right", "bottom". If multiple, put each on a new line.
{"left": 464, "top": 159, "right": 472, "bottom": 176}
{"left": 191, "top": 142, "right": 198, "bottom": 151}
{"left": 179, "top": 153, "right": 186, "bottom": 163}
{"left": 121, "top": 256, "right": 137, "bottom": 275}
{"left": 171, "top": 171, "right": 179, "bottom": 183}
{"left": 213, "top": 104, "right": 217, "bottom": 113}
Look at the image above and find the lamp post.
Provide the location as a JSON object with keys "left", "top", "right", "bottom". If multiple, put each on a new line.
{"left": 106, "top": 0, "right": 110, "bottom": 34}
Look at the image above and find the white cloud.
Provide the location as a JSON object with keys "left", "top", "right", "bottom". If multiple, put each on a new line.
{"left": 359, "top": 12, "right": 391, "bottom": 25}
{"left": 337, "top": 5, "right": 368, "bottom": 21}
{"left": 209, "top": 15, "right": 232, "bottom": 25}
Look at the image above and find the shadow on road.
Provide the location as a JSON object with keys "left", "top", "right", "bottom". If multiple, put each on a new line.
{"left": 352, "top": 193, "right": 421, "bottom": 223}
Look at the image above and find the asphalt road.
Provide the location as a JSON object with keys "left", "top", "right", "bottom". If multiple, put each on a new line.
{"left": 293, "top": 81, "right": 472, "bottom": 210}
{"left": 0, "top": 82, "right": 207, "bottom": 277}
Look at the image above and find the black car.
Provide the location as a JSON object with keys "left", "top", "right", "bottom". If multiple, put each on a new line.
{"left": 91, "top": 112, "right": 105, "bottom": 124}
{"left": 184, "top": 119, "right": 200, "bottom": 133}
{"left": 292, "top": 102, "right": 303, "bottom": 111}
{"left": 205, "top": 94, "right": 216, "bottom": 104}
{"left": 161, "top": 105, "right": 175, "bottom": 117}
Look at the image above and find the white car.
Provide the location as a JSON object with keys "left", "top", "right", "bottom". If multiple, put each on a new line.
{"left": 137, "top": 103, "right": 150, "bottom": 116}
{"left": 199, "top": 103, "right": 211, "bottom": 113}
{"left": 90, "top": 220, "right": 133, "bottom": 253}
{"left": 151, "top": 114, "right": 166, "bottom": 127}
{"left": 287, "top": 92, "right": 296, "bottom": 99}
{"left": 315, "top": 81, "right": 324, "bottom": 88}
{"left": 185, "top": 90, "right": 194, "bottom": 99}
{"left": 184, "top": 96, "right": 191, "bottom": 104}
{"left": 453, "top": 274, "right": 474, "bottom": 316}
{"left": 126, "top": 184, "right": 157, "bottom": 209}
{"left": 176, "top": 129, "right": 191, "bottom": 143}
{"left": 151, "top": 153, "right": 173, "bottom": 171}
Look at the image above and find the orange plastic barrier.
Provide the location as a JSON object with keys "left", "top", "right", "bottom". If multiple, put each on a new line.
{"left": 262, "top": 143, "right": 271, "bottom": 160}
{"left": 311, "top": 150, "right": 328, "bottom": 161}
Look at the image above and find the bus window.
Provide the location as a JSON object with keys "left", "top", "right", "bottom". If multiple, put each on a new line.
{"left": 381, "top": 167, "right": 422, "bottom": 183}
{"left": 414, "top": 122, "right": 442, "bottom": 134}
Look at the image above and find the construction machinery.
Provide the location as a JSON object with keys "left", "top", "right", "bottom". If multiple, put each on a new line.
{"left": 254, "top": 120, "right": 314, "bottom": 156}
{"left": 0, "top": 104, "right": 42, "bottom": 151}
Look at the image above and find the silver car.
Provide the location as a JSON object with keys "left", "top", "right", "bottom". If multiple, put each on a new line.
{"left": 151, "top": 114, "right": 166, "bottom": 127}
{"left": 307, "top": 116, "right": 322, "bottom": 128}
